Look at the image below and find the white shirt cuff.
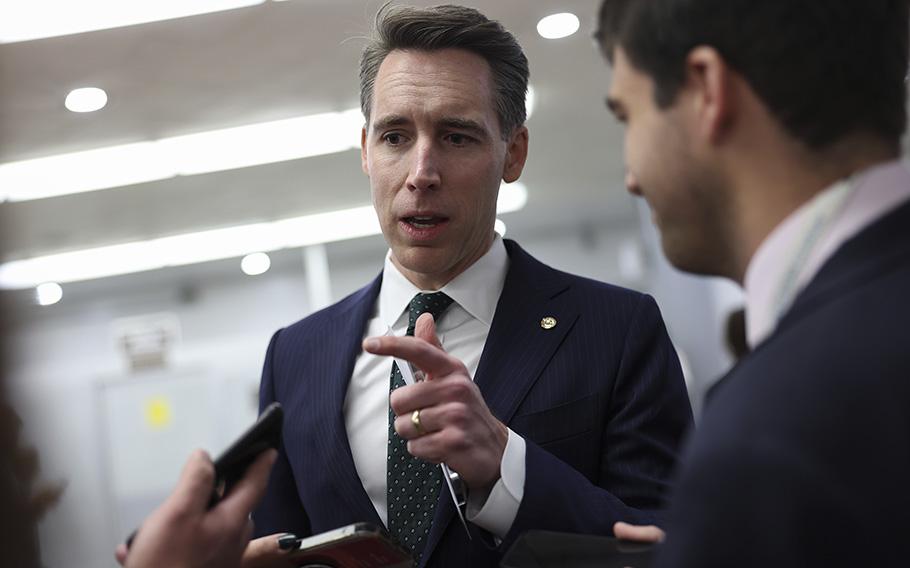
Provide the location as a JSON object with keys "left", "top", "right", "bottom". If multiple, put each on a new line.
{"left": 465, "top": 428, "right": 526, "bottom": 539}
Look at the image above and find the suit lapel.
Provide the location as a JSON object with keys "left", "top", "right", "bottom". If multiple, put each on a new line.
{"left": 779, "top": 198, "right": 910, "bottom": 333}
{"left": 318, "top": 275, "right": 385, "bottom": 527}
{"left": 711, "top": 199, "right": 910, "bottom": 397}
{"left": 421, "top": 240, "right": 577, "bottom": 563}
{"left": 475, "top": 243, "right": 577, "bottom": 424}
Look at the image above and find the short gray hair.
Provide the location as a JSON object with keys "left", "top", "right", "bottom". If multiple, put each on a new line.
{"left": 360, "top": 3, "right": 529, "bottom": 139}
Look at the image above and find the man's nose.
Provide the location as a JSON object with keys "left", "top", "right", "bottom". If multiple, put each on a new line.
{"left": 625, "top": 171, "right": 642, "bottom": 196}
{"left": 406, "top": 142, "right": 441, "bottom": 191}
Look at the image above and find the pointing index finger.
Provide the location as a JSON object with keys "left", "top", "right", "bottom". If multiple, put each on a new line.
{"left": 363, "top": 335, "right": 463, "bottom": 376}
{"left": 414, "top": 312, "right": 443, "bottom": 349}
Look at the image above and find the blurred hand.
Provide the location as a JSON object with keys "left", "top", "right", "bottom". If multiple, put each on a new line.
{"left": 363, "top": 312, "right": 508, "bottom": 491}
{"left": 115, "top": 448, "right": 276, "bottom": 568}
{"left": 613, "top": 521, "right": 666, "bottom": 543}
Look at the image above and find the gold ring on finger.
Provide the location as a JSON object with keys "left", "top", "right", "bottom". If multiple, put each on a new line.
{"left": 411, "top": 409, "right": 423, "bottom": 436}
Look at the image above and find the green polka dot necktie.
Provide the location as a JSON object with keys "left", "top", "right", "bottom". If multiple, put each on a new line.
{"left": 387, "top": 292, "right": 454, "bottom": 560}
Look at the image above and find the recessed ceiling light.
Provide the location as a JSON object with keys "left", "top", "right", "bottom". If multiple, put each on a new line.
{"left": 240, "top": 252, "right": 271, "bottom": 276}
{"left": 65, "top": 87, "right": 108, "bottom": 113}
{"left": 35, "top": 282, "right": 63, "bottom": 306}
{"left": 537, "top": 13, "right": 580, "bottom": 40}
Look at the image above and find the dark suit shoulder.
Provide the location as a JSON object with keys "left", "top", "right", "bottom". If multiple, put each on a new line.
{"left": 666, "top": 262, "right": 910, "bottom": 566}
{"left": 557, "top": 269, "right": 660, "bottom": 331}
{"left": 504, "top": 238, "right": 653, "bottom": 320}
{"left": 555, "top": 265, "right": 647, "bottom": 300}
{"left": 707, "top": 261, "right": 910, "bottom": 444}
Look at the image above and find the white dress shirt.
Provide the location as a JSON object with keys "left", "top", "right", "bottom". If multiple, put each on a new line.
{"left": 745, "top": 159, "right": 910, "bottom": 348}
{"left": 344, "top": 235, "right": 526, "bottom": 538}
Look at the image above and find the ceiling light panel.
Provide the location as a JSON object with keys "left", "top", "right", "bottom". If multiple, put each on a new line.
{"left": 0, "top": 0, "right": 266, "bottom": 44}
{"left": 0, "top": 109, "right": 363, "bottom": 202}
{"left": 0, "top": 142, "right": 174, "bottom": 201}
{"left": 0, "top": 206, "right": 379, "bottom": 289}
{"left": 0, "top": 183, "right": 528, "bottom": 289}
{"left": 163, "top": 109, "right": 364, "bottom": 176}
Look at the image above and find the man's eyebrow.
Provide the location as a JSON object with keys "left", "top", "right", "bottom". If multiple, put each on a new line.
{"left": 438, "top": 117, "right": 490, "bottom": 137}
{"left": 370, "top": 115, "right": 491, "bottom": 137}
{"left": 371, "top": 115, "right": 410, "bottom": 132}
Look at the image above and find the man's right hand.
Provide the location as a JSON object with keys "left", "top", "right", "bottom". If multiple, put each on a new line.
{"left": 364, "top": 313, "right": 509, "bottom": 492}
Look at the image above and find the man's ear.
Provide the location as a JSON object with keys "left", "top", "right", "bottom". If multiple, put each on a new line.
{"left": 361, "top": 126, "right": 369, "bottom": 175}
{"left": 684, "top": 46, "right": 735, "bottom": 144}
{"left": 502, "top": 125, "right": 529, "bottom": 183}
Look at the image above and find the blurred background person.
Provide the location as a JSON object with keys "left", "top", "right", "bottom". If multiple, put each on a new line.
{"left": 0, "top": 300, "right": 60, "bottom": 567}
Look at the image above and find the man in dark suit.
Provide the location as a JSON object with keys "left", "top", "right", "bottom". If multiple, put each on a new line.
{"left": 250, "top": 4, "right": 692, "bottom": 567}
{"left": 596, "top": 0, "right": 910, "bottom": 565}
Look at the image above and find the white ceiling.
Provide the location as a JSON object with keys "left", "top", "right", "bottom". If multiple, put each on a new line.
{"left": 0, "top": 0, "right": 633, "bottom": 288}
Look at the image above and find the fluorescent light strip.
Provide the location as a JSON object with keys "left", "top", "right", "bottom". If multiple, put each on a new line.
{"left": 0, "top": 182, "right": 528, "bottom": 289}
{"left": 0, "top": 109, "right": 364, "bottom": 202}
{"left": 0, "top": 206, "right": 378, "bottom": 289}
{"left": 1, "top": 86, "right": 537, "bottom": 203}
{"left": 0, "top": 0, "right": 266, "bottom": 44}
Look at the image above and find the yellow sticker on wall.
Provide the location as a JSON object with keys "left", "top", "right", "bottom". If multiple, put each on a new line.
{"left": 144, "top": 397, "right": 173, "bottom": 430}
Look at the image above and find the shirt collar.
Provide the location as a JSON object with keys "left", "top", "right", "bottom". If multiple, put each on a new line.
{"left": 744, "top": 159, "right": 910, "bottom": 348}
{"left": 378, "top": 235, "right": 509, "bottom": 330}
{"left": 743, "top": 185, "right": 826, "bottom": 348}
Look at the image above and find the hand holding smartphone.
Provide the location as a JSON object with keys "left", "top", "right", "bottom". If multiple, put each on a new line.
{"left": 285, "top": 523, "right": 413, "bottom": 568}
{"left": 209, "top": 402, "right": 283, "bottom": 505}
{"left": 123, "top": 402, "right": 284, "bottom": 550}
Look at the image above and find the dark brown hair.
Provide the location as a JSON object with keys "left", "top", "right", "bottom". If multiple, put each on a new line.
{"left": 596, "top": 0, "right": 909, "bottom": 150}
{"left": 360, "top": 3, "right": 529, "bottom": 138}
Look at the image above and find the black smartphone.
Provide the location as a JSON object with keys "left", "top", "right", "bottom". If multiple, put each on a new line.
{"left": 211, "top": 401, "right": 284, "bottom": 504}
{"left": 124, "top": 402, "right": 284, "bottom": 550}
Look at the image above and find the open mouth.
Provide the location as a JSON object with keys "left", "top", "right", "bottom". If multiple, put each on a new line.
{"left": 403, "top": 215, "right": 448, "bottom": 228}
{"left": 399, "top": 213, "right": 450, "bottom": 240}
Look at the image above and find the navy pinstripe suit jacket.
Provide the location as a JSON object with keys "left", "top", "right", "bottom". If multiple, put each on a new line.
{"left": 253, "top": 239, "right": 693, "bottom": 567}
